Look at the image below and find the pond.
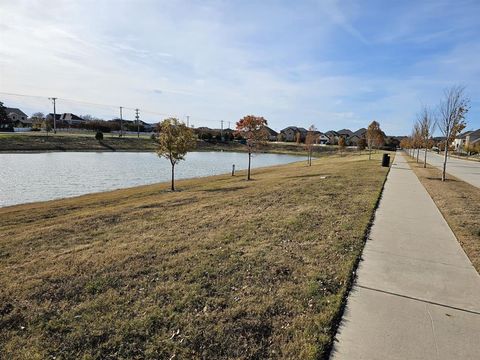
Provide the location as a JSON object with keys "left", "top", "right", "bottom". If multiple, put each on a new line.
{"left": 0, "top": 151, "right": 306, "bottom": 207}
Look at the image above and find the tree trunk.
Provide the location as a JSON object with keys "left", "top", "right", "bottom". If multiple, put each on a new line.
{"left": 247, "top": 152, "right": 251, "bottom": 180}
{"left": 416, "top": 147, "right": 419, "bottom": 162}
{"left": 423, "top": 146, "right": 427, "bottom": 168}
{"left": 368, "top": 144, "right": 372, "bottom": 160}
{"left": 171, "top": 163, "right": 175, "bottom": 191}
{"left": 442, "top": 147, "right": 448, "bottom": 181}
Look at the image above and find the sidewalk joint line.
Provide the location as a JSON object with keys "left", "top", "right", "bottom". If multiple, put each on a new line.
{"left": 357, "top": 285, "right": 480, "bottom": 316}
{"left": 364, "top": 248, "right": 474, "bottom": 270}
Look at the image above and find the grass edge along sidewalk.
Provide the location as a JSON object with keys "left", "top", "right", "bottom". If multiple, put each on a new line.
{"left": 0, "top": 154, "right": 388, "bottom": 359}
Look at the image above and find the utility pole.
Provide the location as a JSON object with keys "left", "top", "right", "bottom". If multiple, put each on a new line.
{"left": 119, "top": 106, "right": 123, "bottom": 137}
{"left": 220, "top": 120, "right": 224, "bottom": 140}
{"left": 186, "top": 115, "right": 190, "bottom": 127}
{"left": 135, "top": 108, "right": 140, "bottom": 138}
{"left": 49, "top": 97, "right": 57, "bottom": 134}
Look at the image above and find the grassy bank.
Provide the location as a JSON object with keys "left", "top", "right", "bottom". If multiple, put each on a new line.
{"left": 0, "top": 154, "right": 388, "bottom": 359}
{"left": 0, "top": 132, "right": 351, "bottom": 157}
{"left": 0, "top": 133, "right": 157, "bottom": 152}
{"left": 406, "top": 156, "right": 480, "bottom": 272}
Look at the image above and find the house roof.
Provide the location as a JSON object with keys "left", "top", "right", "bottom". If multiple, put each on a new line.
{"left": 457, "top": 130, "right": 473, "bottom": 139}
{"left": 47, "top": 113, "right": 62, "bottom": 120}
{"left": 281, "top": 126, "right": 307, "bottom": 133}
{"left": 6, "top": 107, "right": 27, "bottom": 118}
{"left": 353, "top": 128, "right": 367, "bottom": 136}
{"left": 465, "top": 129, "right": 480, "bottom": 140}
{"left": 324, "top": 130, "right": 339, "bottom": 136}
{"left": 264, "top": 126, "right": 278, "bottom": 136}
{"left": 61, "top": 113, "right": 84, "bottom": 121}
{"left": 337, "top": 129, "right": 353, "bottom": 136}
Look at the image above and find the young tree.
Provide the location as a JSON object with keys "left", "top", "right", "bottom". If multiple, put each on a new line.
{"left": 43, "top": 119, "right": 52, "bottom": 136}
{"left": 235, "top": 115, "right": 268, "bottom": 180}
{"left": 305, "top": 125, "right": 317, "bottom": 166}
{"left": 295, "top": 131, "right": 302, "bottom": 144}
{"left": 418, "top": 106, "right": 436, "bottom": 168}
{"left": 0, "top": 102, "right": 12, "bottom": 131}
{"left": 437, "top": 86, "right": 469, "bottom": 181}
{"left": 338, "top": 136, "right": 346, "bottom": 156}
{"left": 400, "top": 137, "right": 410, "bottom": 152}
{"left": 31, "top": 112, "right": 45, "bottom": 129}
{"left": 366, "top": 121, "right": 382, "bottom": 160}
{"left": 413, "top": 122, "right": 422, "bottom": 163}
{"left": 156, "top": 118, "right": 197, "bottom": 191}
{"left": 357, "top": 137, "right": 367, "bottom": 152}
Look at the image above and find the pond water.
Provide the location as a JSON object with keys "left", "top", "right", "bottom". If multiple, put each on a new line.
{"left": 0, "top": 151, "right": 306, "bottom": 207}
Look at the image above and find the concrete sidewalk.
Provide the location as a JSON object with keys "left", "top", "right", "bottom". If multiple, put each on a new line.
{"left": 331, "top": 153, "right": 480, "bottom": 360}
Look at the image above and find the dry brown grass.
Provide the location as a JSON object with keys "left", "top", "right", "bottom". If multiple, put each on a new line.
{"left": 406, "top": 156, "right": 480, "bottom": 272}
{"left": 0, "top": 154, "right": 388, "bottom": 359}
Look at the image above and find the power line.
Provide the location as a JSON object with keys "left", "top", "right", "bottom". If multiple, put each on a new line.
{"left": 0, "top": 90, "right": 258, "bottom": 128}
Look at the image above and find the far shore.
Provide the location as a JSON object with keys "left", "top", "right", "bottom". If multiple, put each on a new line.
{"left": 0, "top": 133, "right": 357, "bottom": 157}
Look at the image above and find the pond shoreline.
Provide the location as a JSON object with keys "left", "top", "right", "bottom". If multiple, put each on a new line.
{"left": 0, "top": 151, "right": 307, "bottom": 207}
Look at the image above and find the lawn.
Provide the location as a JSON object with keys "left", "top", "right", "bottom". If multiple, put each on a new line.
{"left": 0, "top": 153, "right": 388, "bottom": 359}
{"left": 406, "top": 156, "right": 480, "bottom": 272}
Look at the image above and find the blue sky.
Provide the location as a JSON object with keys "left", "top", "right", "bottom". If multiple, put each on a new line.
{"left": 1, "top": 0, "right": 479, "bottom": 134}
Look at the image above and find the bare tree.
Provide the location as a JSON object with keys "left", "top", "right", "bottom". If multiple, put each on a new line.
{"left": 437, "top": 86, "right": 469, "bottom": 181}
{"left": 305, "top": 125, "right": 317, "bottom": 166}
{"left": 417, "top": 106, "right": 436, "bottom": 168}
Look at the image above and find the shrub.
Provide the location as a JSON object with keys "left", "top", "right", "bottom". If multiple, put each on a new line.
{"left": 95, "top": 131, "right": 104, "bottom": 140}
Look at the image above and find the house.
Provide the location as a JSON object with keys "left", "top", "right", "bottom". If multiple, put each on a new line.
{"left": 139, "top": 120, "right": 155, "bottom": 132}
{"left": 353, "top": 128, "right": 367, "bottom": 137}
{"left": 348, "top": 128, "right": 367, "bottom": 146}
{"left": 264, "top": 126, "right": 278, "bottom": 141}
{"left": 6, "top": 108, "right": 30, "bottom": 127}
{"left": 465, "top": 129, "right": 480, "bottom": 149}
{"left": 280, "top": 126, "right": 308, "bottom": 142}
{"left": 337, "top": 129, "right": 353, "bottom": 139}
{"left": 324, "top": 130, "right": 339, "bottom": 144}
{"left": 348, "top": 134, "right": 362, "bottom": 146}
{"left": 454, "top": 129, "right": 480, "bottom": 151}
{"left": 317, "top": 132, "right": 329, "bottom": 144}
{"left": 60, "top": 113, "right": 85, "bottom": 125}
{"left": 46, "top": 113, "right": 62, "bottom": 122}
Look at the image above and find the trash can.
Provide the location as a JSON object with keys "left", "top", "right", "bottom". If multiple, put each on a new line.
{"left": 382, "top": 153, "right": 390, "bottom": 167}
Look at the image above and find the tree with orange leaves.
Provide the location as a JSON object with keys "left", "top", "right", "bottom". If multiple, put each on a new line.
{"left": 235, "top": 115, "right": 268, "bottom": 180}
